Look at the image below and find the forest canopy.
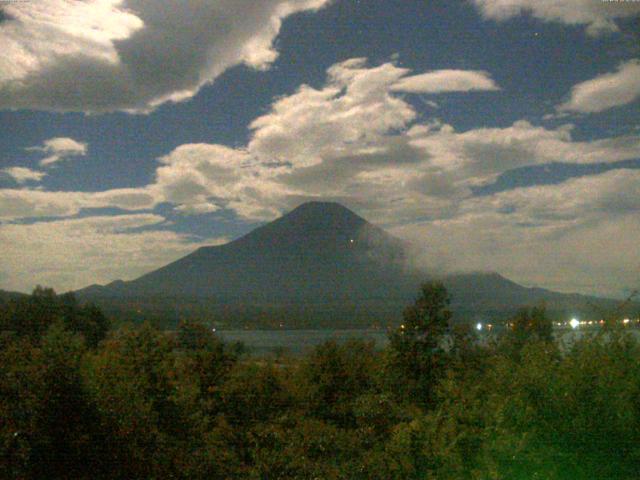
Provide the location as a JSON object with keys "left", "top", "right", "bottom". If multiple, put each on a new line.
{"left": 1, "top": 284, "right": 639, "bottom": 479}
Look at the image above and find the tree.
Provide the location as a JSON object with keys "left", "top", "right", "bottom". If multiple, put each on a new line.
{"left": 0, "top": 288, "right": 109, "bottom": 348}
{"left": 387, "top": 281, "right": 452, "bottom": 408}
{"left": 297, "top": 339, "right": 377, "bottom": 428}
{"left": 83, "top": 324, "right": 184, "bottom": 478}
{"left": 503, "top": 305, "right": 554, "bottom": 356}
{"left": 0, "top": 323, "right": 100, "bottom": 479}
{"left": 175, "top": 320, "right": 242, "bottom": 415}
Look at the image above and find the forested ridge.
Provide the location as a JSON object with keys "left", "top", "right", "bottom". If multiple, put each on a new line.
{"left": 2, "top": 284, "right": 639, "bottom": 479}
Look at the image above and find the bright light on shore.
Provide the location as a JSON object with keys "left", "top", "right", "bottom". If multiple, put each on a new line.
{"left": 570, "top": 318, "right": 579, "bottom": 329}
{"left": 476, "top": 322, "right": 483, "bottom": 331}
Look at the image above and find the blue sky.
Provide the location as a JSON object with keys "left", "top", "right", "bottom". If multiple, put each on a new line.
{"left": 0, "top": 0, "right": 639, "bottom": 297}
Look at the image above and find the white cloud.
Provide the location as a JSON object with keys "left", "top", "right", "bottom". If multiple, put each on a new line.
{"left": 0, "top": 187, "right": 156, "bottom": 220}
{"left": 471, "top": 0, "right": 640, "bottom": 35}
{"left": 558, "top": 59, "right": 640, "bottom": 113}
{"left": 248, "top": 58, "right": 416, "bottom": 169}
{"left": 407, "top": 120, "right": 640, "bottom": 182}
{"left": 1, "top": 58, "right": 639, "bottom": 296}
{"left": 393, "top": 169, "right": 640, "bottom": 297}
{"left": 145, "top": 59, "right": 640, "bottom": 226}
{"left": 0, "top": 0, "right": 329, "bottom": 113}
{"left": 0, "top": 213, "right": 226, "bottom": 292}
{"left": 1, "top": 167, "right": 46, "bottom": 184}
{"left": 150, "top": 58, "right": 420, "bottom": 219}
{"left": 140, "top": 59, "right": 640, "bottom": 297}
{"left": 3, "top": 59, "right": 640, "bottom": 227}
{"left": 391, "top": 69, "right": 499, "bottom": 93}
{"left": 153, "top": 143, "right": 284, "bottom": 220}
{"left": 0, "top": 0, "right": 143, "bottom": 82}
{"left": 27, "top": 137, "right": 88, "bottom": 166}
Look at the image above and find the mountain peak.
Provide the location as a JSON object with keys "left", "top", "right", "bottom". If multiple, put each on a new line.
{"left": 74, "top": 200, "right": 626, "bottom": 327}
{"left": 284, "top": 201, "right": 365, "bottom": 222}
{"left": 235, "top": 201, "right": 370, "bottom": 251}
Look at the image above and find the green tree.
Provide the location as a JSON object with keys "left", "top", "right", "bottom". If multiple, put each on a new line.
{"left": 175, "top": 319, "right": 241, "bottom": 415}
{"left": 59, "top": 293, "right": 110, "bottom": 348}
{"left": 502, "top": 305, "right": 554, "bottom": 357}
{"left": 0, "top": 287, "right": 109, "bottom": 348}
{"left": 387, "top": 281, "right": 452, "bottom": 407}
{"left": 0, "top": 323, "right": 100, "bottom": 479}
{"left": 83, "top": 324, "right": 186, "bottom": 478}
{"left": 297, "top": 339, "right": 377, "bottom": 428}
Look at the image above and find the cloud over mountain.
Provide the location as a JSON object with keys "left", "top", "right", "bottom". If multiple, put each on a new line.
{"left": 148, "top": 59, "right": 640, "bottom": 223}
{"left": 0, "top": 56, "right": 638, "bottom": 295}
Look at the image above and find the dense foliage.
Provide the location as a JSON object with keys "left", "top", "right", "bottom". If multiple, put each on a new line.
{"left": 1, "top": 284, "right": 639, "bottom": 479}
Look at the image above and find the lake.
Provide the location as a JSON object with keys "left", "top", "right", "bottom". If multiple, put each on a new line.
{"left": 217, "top": 327, "right": 640, "bottom": 356}
{"left": 217, "top": 329, "right": 389, "bottom": 355}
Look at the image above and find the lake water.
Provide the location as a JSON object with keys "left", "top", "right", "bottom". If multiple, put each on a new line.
{"left": 217, "top": 327, "right": 640, "bottom": 356}
{"left": 217, "top": 329, "right": 389, "bottom": 355}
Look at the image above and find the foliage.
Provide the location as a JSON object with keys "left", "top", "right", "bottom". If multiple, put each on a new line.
{"left": 502, "top": 305, "right": 554, "bottom": 356}
{"left": 0, "top": 286, "right": 109, "bottom": 347}
{"left": 387, "top": 281, "right": 452, "bottom": 407}
{"left": 1, "top": 284, "right": 640, "bottom": 478}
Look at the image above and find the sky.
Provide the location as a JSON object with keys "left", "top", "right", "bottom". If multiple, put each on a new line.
{"left": 0, "top": 0, "right": 639, "bottom": 298}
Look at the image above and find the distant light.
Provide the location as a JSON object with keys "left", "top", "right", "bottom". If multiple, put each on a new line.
{"left": 623, "top": 318, "right": 630, "bottom": 325}
{"left": 211, "top": 328, "right": 216, "bottom": 332}
{"left": 476, "top": 322, "right": 483, "bottom": 331}
{"left": 570, "top": 318, "right": 579, "bottom": 329}
{"left": 400, "top": 324, "right": 405, "bottom": 329}
{"left": 349, "top": 239, "right": 354, "bottom": 243}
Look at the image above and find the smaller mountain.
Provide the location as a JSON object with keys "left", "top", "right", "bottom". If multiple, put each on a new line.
{"left": 0, "top": 289, "right": 28, "bottom": 304}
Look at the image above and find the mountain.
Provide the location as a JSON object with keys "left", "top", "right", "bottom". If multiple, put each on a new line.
{"left": 0, "top": 289, "right": 28, "bottom": 305}
{"left": 76, "top": 202, "right": 627, "bottom": 327}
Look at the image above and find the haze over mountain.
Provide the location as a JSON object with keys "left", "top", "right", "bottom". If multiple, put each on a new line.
{"left": 74, "top": 202, "right": 629, "bottom": 328}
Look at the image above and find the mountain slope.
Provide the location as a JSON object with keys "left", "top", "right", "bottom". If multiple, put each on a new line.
{"left": 76, "top": 202, "right": 627, "bottom": 327}
{"left": 81, "top": 202, "right": 414, "bottom": 302}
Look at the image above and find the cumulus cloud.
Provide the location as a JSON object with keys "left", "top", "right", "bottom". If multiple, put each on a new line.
{"left": 0, "top": 187, "right": 156, "bottom": 220}
{"left": 26, "top": 137, "right": 88, "bottom": 166}
{"left": 0, "top": 0, "right": 329, "bottom": 113}
{"left": 558, "top": 59, "right": 640, "bottom": 113}
{"left": 144, "top": 59, "right": 640, "bottom": 225}
{"left": 1, "top": 166, "right": 46, "bottom": 184}
{"left": 0, "top": 213, "right": 225, "bottom": 292}
{"left": 153, "top": 143, "right": 285, "bottom": 220}
{"left": 393, "top": 169, "right": 640, "bottom": 297}
{"left": 407, "top": 120, "right": 640, "bottom": 182}
{"left": 138, "top": 58, "right": 640, "bottom": 296}
{"left": 3, "top": 58, "right": 640, "bottom": 226}
{"left": 471, "top": 0, "right": 640, "bottom": 35}
{"left": 391, "top": 69, "right": 499, "bottom": 93}
{"left": 1, "top": 58, "right": 639, "bottom": 296}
